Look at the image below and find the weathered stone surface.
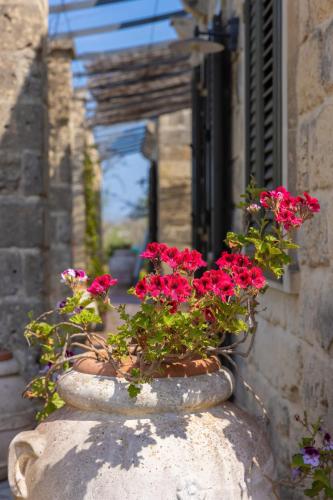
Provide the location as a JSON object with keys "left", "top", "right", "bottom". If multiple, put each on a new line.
{"left": 23, "top": 251, "right": 46, "bottom": 297}
{"left": 0, "top": 252, "right": 22, "bottom": 297}
{"left": 0, "top": 356, "right": 35, "bottom": 480}
{"left": 310, "top": 0, "right": 333, "bottom": 25}
{"left": 299, "top": 204, "right": 329, "bottom": 267}
{"left": 158, "top": 109, "right": 192, "bottom": 248}
{"left": 47, "top": 38, "right": 74, "bottom": 305}
{"left": 8, "top": 370, "right": 275, "bottom": 500}
{"left": 0, "top": 103, "right": 44, "bottom": 151}
{"left": 0, "top": 153, "right": 21, "bottom": 194}
{"left": 298, "top": 0, "right": 311, "bottom": 44}
{"left": 0, "top": 0, "right": 48, "bottom": 376}
{"left": 22, "top": 150, "right": 44, "bottom": 196}
{"left": 296, "top": 119, "right": 310, "bottom": 191}
{"left": 0, "top": 200, "right": 45, "bottom": 248}
{"left": 297, "top": 30, "right": 325, "bottom": 114}
{"left": 321, "top": 19, "right": 333, "bottom": 92}
{"left": 307, "top": 103, "right": 333, "bottom": 189}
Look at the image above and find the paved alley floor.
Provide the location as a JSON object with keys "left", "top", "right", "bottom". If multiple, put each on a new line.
{"left": 0, "top": 481, "right": 12, "bottom": 500}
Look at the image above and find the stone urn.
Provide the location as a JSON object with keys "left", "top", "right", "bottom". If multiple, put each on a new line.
{"left": 8, "top": 358, "right": 274, "bottom": 499}
{"left": 0, "top": 351, "right": 35, "bottom": 480}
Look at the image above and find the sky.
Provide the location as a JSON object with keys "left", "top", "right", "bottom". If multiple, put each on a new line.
{"left": 49, "top": 0, "right": 182, "bottom": 223}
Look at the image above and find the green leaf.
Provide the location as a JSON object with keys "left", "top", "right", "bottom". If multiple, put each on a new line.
{"left": 127, "top": 384, "right": 141, "bottom": 398}
{"left": 70, "top": 308, "right": 102, "bottom": 326}
{"left": 324, "top": 486, "right": 333, "bottom": 498}
{"left": 313, "top": 469, "right": 330, "bottom": 488}
{"left": 304, "top": 480, "right": 325, "bottom": 497}
{"left": 291, "top": 454, "right": 304, "bottom": 467}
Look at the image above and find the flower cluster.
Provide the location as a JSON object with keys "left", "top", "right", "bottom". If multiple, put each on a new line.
{"left": 87, "top": 274, "right": 118, "bottom": 296}
{"left": 192, "top": 251, "right": 265, "bottom": 301}
{"left": 260, "top": 186, "right": 320, "bottom": 231}
{"left": 135, "top": 273, "right": 191, "bottom": 304}
{"left": 61, "top": 268, "right": 88, "bottom": 283}
{"left": 141, "top": 242, "right": 207, "bottom": 273}
{"left": 290, "top": 414, "right": 333, "bottom": 496}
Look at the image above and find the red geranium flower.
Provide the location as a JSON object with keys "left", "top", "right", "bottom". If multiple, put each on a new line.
{"left": 178, "top": 248, "right": 207, "bottom": 272}
{"left": 87, "top": 274, "right": 118, "bottom": 296}
{"left": 141, "top": 242, "right": 167, "bottom": 260}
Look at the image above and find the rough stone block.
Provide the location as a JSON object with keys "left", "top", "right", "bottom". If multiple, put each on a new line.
{"left": 50, "top": 213, "right": 71, "bottom": 244}
{"left": 49, "top": 185, "right": 72, "bottom": 211}
{"left": 22, "top": 150, "right": 45, "bottom": 195}
{"left": 0, "top": 300, "right": 43, "bottom": 348}
{"left": 296, "top": 30, "right": 325, "bottom": 114}
{"left": 0, "top": 151, "right": 21, "bottom": 193}
{"left": 0, "top": 102, "right": 44, "bottom": 151}
{"left": 0, "top": 53, "right": 43, "bottom": 101}
{"left": 310, "top": 0, "right": 333, "bottom": 25}
{"left": 297, "top": 0, "right": 311, "bottom": 44}
{"left": 0, "top": 199, "right": 45, "bottom": 248}
{"left": 0, "top": 250, "right": 22, "bottom": 296}
{"left": 23, "top": 251, "right": 46, "bottom": 297}
{"left": 307, "top": 103, "right": 333, "bottom": 189}
{"left": 0, "top": 4, "right": 46, "bottom": 52}
{"left": 298, "top": 203, "right": 329, "bottom": 267}
{"left": 301, "top": 348, "right": 333, "bottom": 419}
{"left": 296, "top": 120, "right": 310, "bottom": 191}
{"left": 321, "top": 19, "right": 333, "bottom": 93}
{"left": 251, "top": 320, "right": 303, "bottom": 401}
{"left": 299, "top": 267, "right": 333, "bottom": 352}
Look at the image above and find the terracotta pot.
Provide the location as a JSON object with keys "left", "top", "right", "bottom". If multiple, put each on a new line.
{"left": 0, "top": 352, "right": 35, "bottom": 480}
{"left": 73, "top": 354, "right": 221, "bottom": 378}
{"left": 8, "top": 364, "right": 274, "bottom": 499}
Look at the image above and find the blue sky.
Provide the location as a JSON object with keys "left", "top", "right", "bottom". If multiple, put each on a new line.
{"left": 49, "top": 0, "right": 182, "bottom": 222}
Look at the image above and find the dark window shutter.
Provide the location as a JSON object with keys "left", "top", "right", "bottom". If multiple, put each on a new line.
{"left": 245, "top": 0, "right": 282, "bottom": 189}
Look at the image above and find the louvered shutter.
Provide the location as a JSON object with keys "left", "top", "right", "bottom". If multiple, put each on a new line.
{"left": 245, "top": 0, "right": 282, "bottom": 189}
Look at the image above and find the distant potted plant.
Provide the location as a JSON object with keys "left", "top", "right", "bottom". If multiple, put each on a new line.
{"left": 7, "top": 185, "right": 320, "bottom": 500}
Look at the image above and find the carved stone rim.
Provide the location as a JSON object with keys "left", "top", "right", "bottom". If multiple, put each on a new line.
{"left": 57, "top": 368, "right": 235, "bottom": 416}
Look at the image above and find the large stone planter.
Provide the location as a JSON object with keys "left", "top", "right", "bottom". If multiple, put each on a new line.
{"left": 8, "top": 366, "right": 274, "bottom": 499}
{"left": 0, "top": 352, "right": 35, "bottom": 480}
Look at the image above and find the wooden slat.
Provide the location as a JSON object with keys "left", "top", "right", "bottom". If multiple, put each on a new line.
{"left": 95, "top": 90, "right": 190, "bottom": 116}
{"left": 90, "top": 100, "right": 191, "bottom": 126}
{"left": 86, "top": 43, "right": 191, "bottom": 74}
{"left": 89, "top": 67, "right": 192, "bottom": 90}
{"left": 90, "top": 72, "right": 192, "bottom": 100}
{"left": 96, "top": 85, "right": 190, "bottom": 111}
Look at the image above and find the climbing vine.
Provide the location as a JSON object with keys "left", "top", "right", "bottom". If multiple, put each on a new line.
{"left": 83, "top": 147, "right": 105, "bottom": 277}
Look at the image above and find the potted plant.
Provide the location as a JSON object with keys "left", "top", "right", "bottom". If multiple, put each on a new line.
{"left": 7, "top": 185, "right": 320, "bottom": 500}
{"left": 0, "top": 345, "right": 35, "bottom": 480}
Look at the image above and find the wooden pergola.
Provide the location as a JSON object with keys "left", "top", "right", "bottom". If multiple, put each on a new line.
{"left": 86, "top": 41, "right": 193, "bottom": 126}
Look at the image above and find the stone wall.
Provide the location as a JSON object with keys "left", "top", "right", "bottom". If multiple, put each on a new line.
{"left": 221, "top": 0, "right": 333, "bottom": 495}
{"left": 47, "top": 39, "right": 74, "bottom": 306}
{"left": 0, "top": 0, "right": 48, "bottom": 374}
{"left": 157, "top": 109, "right": 192, "bottom": 248}
{"left": 70, "top": 92, "right": 87, "bottom": 270}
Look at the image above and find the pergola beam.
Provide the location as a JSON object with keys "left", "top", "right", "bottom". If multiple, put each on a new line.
{"left": 89, "top": 68, "right": 192, "bottom": 91}
{"left": 50, "top": 0, "right": 137, "bottom": 14}
{"left": 90, "top": 72, "right": 192, "bottom": 99}
{"left": 96, "top": 86, "right": 190, "bottom": 112}
{"left": 52, "top": 10, "right": 187, "bottom": 39}
{"left": 91, "top": 99, "right": 191, "bottom": 126}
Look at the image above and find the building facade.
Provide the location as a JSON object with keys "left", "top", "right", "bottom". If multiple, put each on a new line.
{"left": 191, "top": 0, "right": 333, "bottom": 493}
